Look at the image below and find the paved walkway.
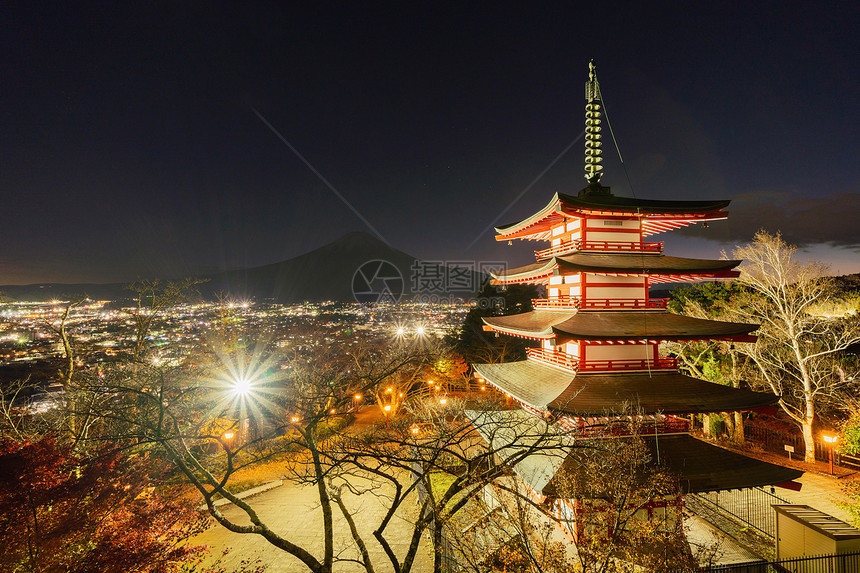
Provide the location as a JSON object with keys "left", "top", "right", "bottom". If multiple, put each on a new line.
{"left": 192, "top": 474, "right": 433, "bottom": 573}
{"left": 685, "top": 513, "right": 760, "bottom": 564}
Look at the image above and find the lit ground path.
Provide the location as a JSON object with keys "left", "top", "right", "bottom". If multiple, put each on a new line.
{"left": 685, "top": 513, "right": 760, "bottom": 564}
{"left": 192, "top": 473, "right": 434, "bottom": 573}
{"left": 770, "top": 472, "right": 855, "bottom": 523}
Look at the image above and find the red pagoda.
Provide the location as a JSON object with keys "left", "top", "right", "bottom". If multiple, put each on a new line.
{"left": 472, "top": 62, "right": 801, "bottom": 494}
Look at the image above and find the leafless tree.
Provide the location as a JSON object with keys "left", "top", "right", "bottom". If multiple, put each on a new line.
{"left": 733, "top": 230, "right": 860, "bottom": 462}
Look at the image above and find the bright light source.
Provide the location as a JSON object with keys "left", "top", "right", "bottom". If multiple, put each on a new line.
{"left": 291, "top": 416, "right": 300, "bottom": 423}
{"left": 416, "top": 326, "right": 425, "bottom": 335}
{"left": 439, "top": 398, "right": 447, "bottom": 405}
{"left": 396, "top": 327, "right": 405, "bottom": 336}
{"left": 480, "top": 386, "right": 486, "bottom": 391}
{"left": 386, "top": 387, "right": 392, "bottom": 393}
{"left": 411, "top": 426, "right": 419, "bottom": 434}
{"left": 224, "top": 432, "right": 234, "bottom": 440}
{"left": 383, "top": 405, "right": 392, "bottom": 412}
{"left": 330, "top": 409, "right": 336, "bottom": 414}
{"left": 233, "top": 377, "right": 252, "bottom": 395}
{"left": 355, "top": 394, "right": 362, "bottom": 400}
{"left": 823, "top": 434, "right": 838, "bottom": 443}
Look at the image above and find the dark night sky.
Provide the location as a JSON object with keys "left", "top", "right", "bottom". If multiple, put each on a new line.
{"left": 2, "top": 2, "right": 859, "bottom": 285}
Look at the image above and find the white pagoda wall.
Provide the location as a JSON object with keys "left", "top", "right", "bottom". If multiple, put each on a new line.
{"left": 584, "top": 343, "right": 654, "bottom": 361}
{"left": 582, "top": 217, "right": 641, "bottom": 243}
{"left": 582, "top": 274, "right": 646, "bottom": 301}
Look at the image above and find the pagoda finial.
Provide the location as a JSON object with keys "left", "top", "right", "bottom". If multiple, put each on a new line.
{"left": 584, "top": 60, "right": 603, "bottom": 184}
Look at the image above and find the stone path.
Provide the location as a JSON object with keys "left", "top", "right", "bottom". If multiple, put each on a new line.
{"left": 192, "top": 475, "right": 434, "bottom": 573}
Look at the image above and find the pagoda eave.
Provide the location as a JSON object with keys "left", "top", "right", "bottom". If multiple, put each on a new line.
{"left": 483, "top": 310, "right": 758, "bottom": 341}
{"left": 473, "top": 361, "right": 781, "bottom": 416}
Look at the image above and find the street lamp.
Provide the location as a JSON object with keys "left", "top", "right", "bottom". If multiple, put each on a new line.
{"left": 823, "top": 433, "right": 839, "bottom": 475}
{"left": 223, "top": 431, "right": 234, "bottom": 440}
{"left": 383, "top": 404, "right": 392, "bottom": 428}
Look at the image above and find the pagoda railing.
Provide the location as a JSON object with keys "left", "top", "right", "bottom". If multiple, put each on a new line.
{"left": 526, "top": 348, "right": 580, "bottom": 370}
{"left": 532, "top": 296, "right": 668, "bottom": 310}
{"left": 535, "top": 239, "right": 663, "bottom": 259}
{"left": 556, "top": 416, "right": 691, "bottom": 437}
{"left": 527, "top": 348, "right": 678, "bottom": 372}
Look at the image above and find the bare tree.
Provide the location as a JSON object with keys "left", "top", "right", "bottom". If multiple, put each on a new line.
{"left": 125, "top": 278, "right": 207, "bottom": 361}
{"left": 733, "top": 230, "right": 860, "bottom": 462}
{"left": 72, "top": 329, "right": 612, "bottom": 573}
{"left": 44, "top": 298, "right": 86, "bottom": 391}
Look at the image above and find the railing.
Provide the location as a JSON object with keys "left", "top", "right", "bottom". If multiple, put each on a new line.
{"left": 579, "top": 356, "right": 678, "bottom": 371}
{"left": 526, "top": 348, "right": 579, "bottom": 370}
{"left": 688, "top": 486, "right": 790, "bottom": 538}
{"left": 558, "top": 416, "right": 691, "bottom": 436}
{"left": 701, "top": 551, "right": 860, "bottom": 572}
{"left": 535, "top": 239, "right": 663, "bottom": 259}
{"left": 527, "top": 348, "right": 678, "bottom": 372}
{"left": 532, "top": 296, "right": 668, "bottom": 310}
{"left": 743, "top": 425, "right": 833, "bottom": 464}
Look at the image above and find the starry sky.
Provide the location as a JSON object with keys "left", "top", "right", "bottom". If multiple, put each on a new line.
{"left": 2, "top": 1, "right": 859, "bottom": 285}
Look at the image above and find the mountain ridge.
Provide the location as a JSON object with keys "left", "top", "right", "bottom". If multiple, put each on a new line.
{"left": 0, "top": 232, "right": 482, "bottom": 304}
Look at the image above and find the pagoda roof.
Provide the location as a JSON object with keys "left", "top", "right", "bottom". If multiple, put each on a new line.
{"left": 483, "top": 310, "right": 757, "bottom": 342}
{"left": 492, "top": 253, "right": 740, "bottom": 285}
{"left": 495, "top": 187, "right": 730, "bottom": 241}
{"left": 472, "top": 360, "right": 777, "bottom": 415}
{"left": 465, "top": 410, "right": 802, "bottom": 495}
{"left": 544, "top": 433, "right": 804, "bottom": 495}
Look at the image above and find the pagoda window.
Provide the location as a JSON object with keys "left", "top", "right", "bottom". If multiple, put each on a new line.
{"left": 549, "top": 276, "right": 564, "bottom": 285}
{"left": 566, "top": 219, "right": 581, "bottom": 232}
{"left": 552, "top": 225, "right": 566, "bottom": 237}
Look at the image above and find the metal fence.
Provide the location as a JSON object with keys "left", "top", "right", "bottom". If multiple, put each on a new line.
{"left": 744, "top": 425, "right": 831, "bottom": 463}
{"left": 690, "top": 486, "right": 790, "bottom": 537}
{"left": 702, "top": 550, "right": 860, "bottom": 573}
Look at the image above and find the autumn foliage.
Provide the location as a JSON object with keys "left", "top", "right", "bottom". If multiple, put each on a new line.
{"left": 0, "top": 436, "right": 210, "bottom": 572}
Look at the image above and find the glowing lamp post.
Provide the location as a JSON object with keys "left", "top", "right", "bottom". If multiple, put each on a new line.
{"left": 223, "top": 431, "right": 234, "bottom": 440}
{"left": 383, "top": 404, "right": 392, "bottom": 428}
{"left": 823, "top": 433, "right": 838, "bottom": 475}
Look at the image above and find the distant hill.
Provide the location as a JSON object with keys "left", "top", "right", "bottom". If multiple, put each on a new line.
{"left": 203, "top": 231, "right": 426, "bottom": 303}
{"left": 0, "top": 232, "right": 484, "bottom": 304}
{"left": 833, "top": 273, "right": 860, "bottom": 294}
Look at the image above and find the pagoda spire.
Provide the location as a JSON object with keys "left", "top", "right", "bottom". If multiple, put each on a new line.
{"left": 584, "top": 60, "right": 603, "bottom": 184}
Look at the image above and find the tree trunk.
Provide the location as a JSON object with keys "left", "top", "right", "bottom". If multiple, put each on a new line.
{"left": 801, "top": 419, "right": 816, "bottom": 464}
{"left": 722, "top": 412, "right": 735, "bottom": 440}
{"left": 733, "top": 411, "right": 745, "bottom": 443}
